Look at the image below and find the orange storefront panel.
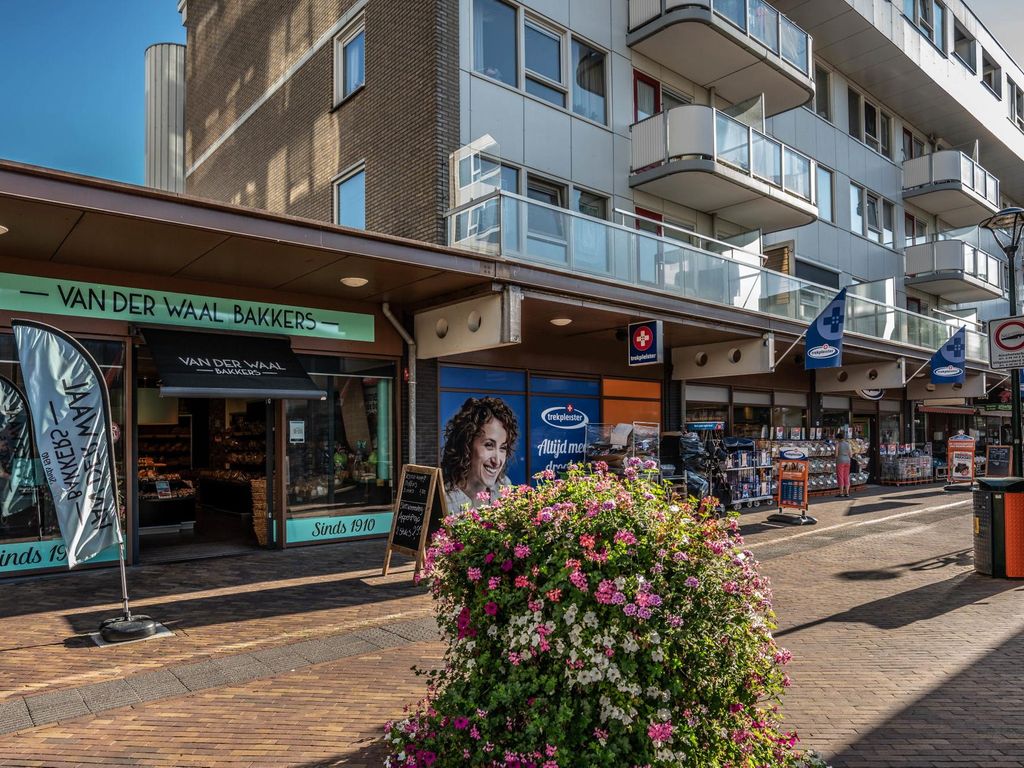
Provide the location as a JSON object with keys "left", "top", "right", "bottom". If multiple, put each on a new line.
{"left": 602, "top": 378, "right": 661, "bottom": 400}
{"left": 603, "top": 398, "right": 661, "bottom": 426}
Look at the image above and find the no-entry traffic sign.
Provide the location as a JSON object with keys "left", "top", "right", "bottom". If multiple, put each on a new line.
{"left": 988, "top": 315, "right": 1024, "bottom": 369}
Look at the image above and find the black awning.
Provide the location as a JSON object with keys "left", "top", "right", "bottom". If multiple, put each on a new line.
{"left": 144, "top": 328, "right": 326, "bottom": 399}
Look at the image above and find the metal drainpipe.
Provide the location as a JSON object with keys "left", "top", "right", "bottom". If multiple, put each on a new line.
{"left": 382, "top": 303, "right": 416, "bottom": 465}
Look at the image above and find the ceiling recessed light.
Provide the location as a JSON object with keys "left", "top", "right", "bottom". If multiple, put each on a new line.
{"left": 550, "top": 317, "right": 572, "bottom": 326}
{"left": 340, "top": 276, "right": 368, "bottom": 288}
{"left": 0, "top": 225, "right": 8, "bottom": 236}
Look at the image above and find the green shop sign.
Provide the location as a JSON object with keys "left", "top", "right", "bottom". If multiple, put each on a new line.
{"left": 285, "top": 512, "right": 392, "bottom": 544}
{"left": 0, "top": 272, "right": 374, "bottom": 342}
{"left": 0, "top": 539, "right": 119, "bottom": 574}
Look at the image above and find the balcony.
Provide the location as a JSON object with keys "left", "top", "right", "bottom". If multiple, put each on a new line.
{"left": 446, "top": 190, "right": 987, "bottom": 362}
{"left": 902, "top": 151, "right": 1000, "bottom": 228}
{"left": 627, "top": 0, "right": 812, "bottom": 116}
{"left": 630, "top": 105, "right": 817, "bottom": 233}
{"left": 905, "top": 238, "right": 1004, "bottom": 303}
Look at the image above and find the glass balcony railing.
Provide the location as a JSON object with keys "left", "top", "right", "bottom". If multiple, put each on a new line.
{"left": 902, "top": 150, "right": 1000, "bottom": 208}
{"left": 447, "top": 190, "right": 988, "bottom": 362}
{"left": 632, "top": 106, "right": 815, "bottom": 204}
{"left": 628, "top": 0, "right": 810, "bottom": 75}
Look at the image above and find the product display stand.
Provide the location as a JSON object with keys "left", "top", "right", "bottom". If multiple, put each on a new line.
{"left": 767, "top": 450, "right": 817, "bottom": 526}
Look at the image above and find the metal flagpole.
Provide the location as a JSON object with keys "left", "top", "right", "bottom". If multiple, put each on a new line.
{"left": 772, "top": 330, "right": 808, "bottom": 371}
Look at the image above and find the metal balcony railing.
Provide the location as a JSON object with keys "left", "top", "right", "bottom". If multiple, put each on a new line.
{"left": 631, "top": 105, "right": 815, "bottom": 204}
{"left": 628, "top": 0, "right": 810, "bottom": 74}
{"left": 446, "top": 190, "right": 988, "bottom": 362}
{"left": 906, "top": 239, "right": 1004, "bottom": 293}
{"left": 902, "top": 150, "right": 1001, "bottom": 208}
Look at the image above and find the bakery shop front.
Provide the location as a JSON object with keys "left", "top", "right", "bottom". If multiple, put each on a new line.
{"left": 0, "top": 270, "right": 402, "bottom": 576}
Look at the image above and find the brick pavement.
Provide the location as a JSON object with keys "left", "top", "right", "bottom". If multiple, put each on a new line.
{"left": 0, "top": 484, "right": 1019, "bottom": 766}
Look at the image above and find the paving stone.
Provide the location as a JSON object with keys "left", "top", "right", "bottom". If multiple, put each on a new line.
{"left": 78, "top": 679, "right": 141, "bottom": 713}
{"left": 385, "top": 617, "right": 440, "bottom": 643}
{"left": 170, "top": 658, "right": 232, "bottom": 692}
{"left": 252, "top": 644, "right": 311, "bottom": 674}
{"left": 24, "top": 689, "right": 88, "bottom": 725}
{"left": 124, "top": 669, "right": 188, "bottom": 702}
{"left": 354, "top": 626, "right": 407, "bottom": 649}
{"left": 213, "top": 653, "right": 273, "bottom": 684}
{"left": 0, "top": 698, "right": 32, "bottom": 735}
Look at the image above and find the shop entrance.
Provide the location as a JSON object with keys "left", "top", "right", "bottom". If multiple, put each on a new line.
{"left": 137, "top": 391, "right": 273, "bottom": 563}
{"left": 852, "top": 414, "right": 878, "bottom": 482}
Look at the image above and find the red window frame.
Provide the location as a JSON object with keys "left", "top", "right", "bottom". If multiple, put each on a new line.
{"left": 633, "top": 70, "right": 661, "bottom": 123}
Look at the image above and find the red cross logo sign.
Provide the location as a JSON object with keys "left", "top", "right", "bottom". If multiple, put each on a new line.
{"left": 633, "top": 326, "right": 653, "bottom": 351}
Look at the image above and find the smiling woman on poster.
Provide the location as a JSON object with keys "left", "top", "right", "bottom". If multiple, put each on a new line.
{"left": 441, "top": 397, "right": 518, "bottom": 513}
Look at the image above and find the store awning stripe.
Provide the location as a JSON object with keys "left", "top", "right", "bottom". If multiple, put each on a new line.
{"left": 143, "top": 327, "right": 326, "bottom": 400}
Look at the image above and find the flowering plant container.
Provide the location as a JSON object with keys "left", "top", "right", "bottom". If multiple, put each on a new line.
{"left": 385, "top": 461, "right": 825, "bottom": 767}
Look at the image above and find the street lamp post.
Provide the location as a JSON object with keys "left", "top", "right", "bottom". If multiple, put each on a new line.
{"left": 981, "top": 207, "right": 1024, "bottom": 477}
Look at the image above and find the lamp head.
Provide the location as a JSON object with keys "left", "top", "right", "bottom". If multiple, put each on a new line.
{"left": 981, "top": 207, "right": 1024, "bottom": 250}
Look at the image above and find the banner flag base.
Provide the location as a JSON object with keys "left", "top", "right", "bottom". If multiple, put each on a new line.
{"left": 99, "top": 614, "right": 158, "bottom": 643}
{"left": 767, "top": 512, "right": 818, "bottom": 526}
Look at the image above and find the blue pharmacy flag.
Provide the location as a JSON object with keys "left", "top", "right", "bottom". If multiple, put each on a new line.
{"left": 930, "top": 327, "right": 967, "bottom": 384}
{"left": 804, "top": 288, "right": 847, "bottom": 370}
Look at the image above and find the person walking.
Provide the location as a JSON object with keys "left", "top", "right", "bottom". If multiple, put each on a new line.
{"left": 836, "top": 429, "right": 852, "bottom": 497}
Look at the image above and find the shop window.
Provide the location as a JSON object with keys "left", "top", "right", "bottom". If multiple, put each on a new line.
{"left": 333, "top": 19, "right": 365, "bottom": 104}
{"left": 813, "top": 63, "right": 831, "bottom": 121}
{"left": 335, "top": 165, "right": 366, "bottom": 230}
{"left": 572, "top": 39, "right": 606, "bottom": 123}
{"left": 732, "top": 405, "right": 771, "bottom": 439}
{"left": 473, "top": 0, "right": 517, "bottom": 86}
{"left": 284, "top": 359, "right": 396, "bottom": 544}
{"left": 0, "top": 334, "right": 126, "bottom": 576}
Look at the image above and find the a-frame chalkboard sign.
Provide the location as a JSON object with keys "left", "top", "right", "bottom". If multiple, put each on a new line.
{"left": 382, "top": 465, "right": 449, "bottom": 577}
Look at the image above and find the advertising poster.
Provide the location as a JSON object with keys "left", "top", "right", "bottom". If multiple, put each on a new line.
{"left": 438, "top": 367, "right": 601, "bottom": 513}
{"left": 528, "top": 376, "right": 599, "bottom": 477}
{"left": 947, "top": 435, "right": 976, "bottom": 484}
{"left": 777, "top": 450, "right": 809, "bottom": 511}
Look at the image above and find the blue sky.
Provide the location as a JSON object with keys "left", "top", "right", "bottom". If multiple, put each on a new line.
{"left": 0, "top": 2, "right": 184, "bottom": 185}
{"left": 0, "top": 2, "right": 1019, "bottom": 187}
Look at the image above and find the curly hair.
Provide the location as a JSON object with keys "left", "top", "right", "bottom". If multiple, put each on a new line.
{"left": 441, "top": 397, "right": 518, "bottom": 490}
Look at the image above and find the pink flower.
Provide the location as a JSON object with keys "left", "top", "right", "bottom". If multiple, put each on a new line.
{"left": 579, "top": 534, "right": 596, "bottom": 549}
{"left": 454, "top": 716, "right": 470, "bottom": 730}
{"left": 467, "top": 567, "right": 482, "bottom": 582}
{"left": 685, "top": 576, "right": 700, "bottom": 588}
{"left": 614, "top": 530, "right": 637, "bottom": 545}
{"left": 484, "top": 601, "right": 499, "bottom": 616}
{"left": 488, "top": 576, "right": 501, "bottom": 590}
{"left": 484, "top": 553, "right": 495, "bottom": 564}
{"left": 514, "top": 544, "right": 531, "bottom": 559}
{"left": 648, "top": 721, "right": 673, "bottom": 744}
{"left": 545, "top": 589, "right": 562, "bottom": 602}
{"left": 569, "top": 570, "right": 588, "bottom": 591}
{"left": 514, "top": 575, "right": 530, "bottom": 588}
{"left": 501, "top": 559, "right": 514, "bottom": 572}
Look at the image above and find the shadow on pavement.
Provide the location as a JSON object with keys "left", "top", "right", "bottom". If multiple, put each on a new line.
{"left": 844, "top": 500, "right": 916, "bottom": 516}
{"left": 776, "top": 571, "right": 1023, "bottom": 637}
{"left": 827, "top": 625, "right": 1024, "bottom": 767}
{"left": 0, "top": 538, "right": 412, "bottom": 620}
{"left": 292, "top": 739, "right": 390, "bottom": 767}
{"left": 835, "top": 549, "right": 974, "bottom": 582}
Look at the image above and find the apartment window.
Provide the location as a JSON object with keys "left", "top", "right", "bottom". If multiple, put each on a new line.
{"left": 902, "top": 128, "right": 925, "bottom": 161}
{"left": 905, "top": 212, "right": 928, "bottom": 247}
{"left": 572, "top": 189, "right": 606, "bottom": 219}
{"left": 1010, "top": 79, "right": 1024, "bottom": 132}
{"left": 526, "top": 176, "right": 566, "bottom": 238}
{"left": 525, "top": 20, "right": 565, "bottom": 107}
{"left": 572, "top": 39, "right": 606, "bottom": 123}
{"left": 816, "top": 166, "right": 834, "bottom": 222}
{"left": 795, "top": 259, "right": 840, "bottom": 289}
{"left": 882, "top": 200, "right": 895, "bottom": 245}
{"left": 335, "top": 166, "right": 366, "bottom": 230}
{"left": 473, "top": 0, "right": 517, "bottom": 86}
{"left": 907, "top": 296, "right": 923, "bottom": 314}
{"left": 850, "top": 183, "right": 864, "bottom": 235}
{"left": 849, "top": 88, "right": 892, "bottom": 158}
{"left": 953, "top": 19, "right": 976, "bottom": 72}
{"left": 663, "top": 89, "right": 690, "bottom": 111}
{"left": 634, "top": 71, "right": 660, "bottom": 122}
{"left": 813, "top": 64, "right": 831, "bottom": 121}
{"left": 333, "top": 21, "right": 365, "bottom": 103}
{"left": 904, "top": 0, "right": 945, "bottom": 50}
{"left": 982, "top": 50, "right": 1002, "bottom": 98}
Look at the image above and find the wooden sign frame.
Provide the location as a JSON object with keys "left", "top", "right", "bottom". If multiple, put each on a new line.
{"left": 382, "top": 464, "right": 449, "bottom": 578}
{"left": 985, "top": 445, "right": 1013, "bottom": 478}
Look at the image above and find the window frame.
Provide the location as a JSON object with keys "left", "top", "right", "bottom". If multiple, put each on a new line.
{"left": 633, "top": 70, "right": 661, "bottom": 123}
{"left": 902, "top": 128, "right": 926, "bottom": 162}
{"left": 813, "top": 63, "right": 832, "bottom": 122}
{"left": 903, "top": 0, "right": 946, "bottom": 52}
{"left": 816, "top": 165, "right": 834, "bottom": 223}
{"left": 333, "top": 163, "right": 367, "bottom": 230}
{"left": 1009, "top": 78, "right": 1024, "bottom": 133}
{"left": 847, "top": 86, "right": 893, "bottom": 159}
{"left": 523, "top": 17, "right": 567, "bottom": 108}
{"left": 982, "top": 49, "right": 1002, "bottom": 99}
{"left": 470, "top": 0, "right": 610, "bottom": 126}
{"left": 333, "top": 17, "right": 366, "bottom": 106}
{"left": 952, "top": 19, "right": 976, "bottom": 73}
